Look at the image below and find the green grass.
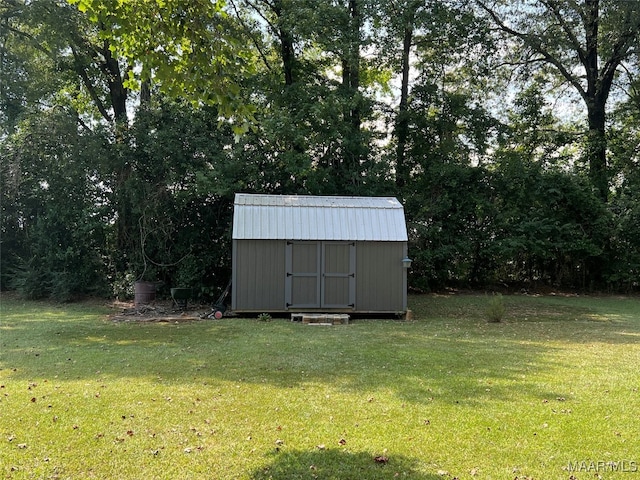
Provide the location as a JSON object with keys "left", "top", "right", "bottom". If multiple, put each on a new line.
{"left": 1, "top": 293, "right": 640, "bottom": 479}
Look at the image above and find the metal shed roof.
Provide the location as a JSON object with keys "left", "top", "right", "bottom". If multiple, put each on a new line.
{"left": 233, "top": 193, "right": 408, "bottom": 241}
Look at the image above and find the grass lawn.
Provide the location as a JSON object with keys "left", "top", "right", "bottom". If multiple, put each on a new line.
{"left": 1, "top": 293, "right": 640, "bottom": 479}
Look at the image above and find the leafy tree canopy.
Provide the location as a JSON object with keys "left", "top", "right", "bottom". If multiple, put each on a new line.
{"left": 68, "top": 0, "right": 256, "bottom": 133}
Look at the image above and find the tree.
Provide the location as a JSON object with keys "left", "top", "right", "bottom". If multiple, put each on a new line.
{"left": 111, "top": 98, "right": 237, "bottom": 293}
{"left": 0, "top": 109, "right": 109, "bottom": 299}
{"left": 288, "top": 0, "right": 374, "bottom": 191}
{"left": 0, "top": 0, "right": 132, "bottom": 296}
{"left": 372, "top": 0, "right": 424, "bottom": 191}
{"left": 0, "top": 0, "right": 134, "bottom": 128}
{"left": 5, "top": 0, "right": 640, "bottom": 298}
{"left": 606, "top": 72, "right": 640, "bottom": 289}
{"left": 225, "top": 0, "right": 387, "bottom": 195}
{"left": 476, "top": 0, "right": 640, "bottom": 201}
{"left": 68, "top": 0, "right": 256, "bottom": 131}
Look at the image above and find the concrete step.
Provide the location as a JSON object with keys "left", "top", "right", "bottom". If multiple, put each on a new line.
{"left": 291, "top": 313, "right": 350, "bottom": 325}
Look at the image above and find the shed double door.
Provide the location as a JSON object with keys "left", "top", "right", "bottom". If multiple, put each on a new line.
{"left": 285, "top": 241, "right": 355, "bottom": 309}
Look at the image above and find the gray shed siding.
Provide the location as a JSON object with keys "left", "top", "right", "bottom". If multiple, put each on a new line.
{"left": 232, "top": 239, "right": 407, "bottom": 313}
{"left": 232, "top": 240, "right": 285, "bottom": 311}
{"left": 355, "top": 241, "right": 407, "bottom": 312}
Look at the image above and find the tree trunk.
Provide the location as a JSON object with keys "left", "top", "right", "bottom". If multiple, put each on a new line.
{"left": 586, "top": 100, "right": 608, "bottom": 202}
{"left": 101, "top": 41, "right": 128, "bottom": 123}
{"left": 140, "top": 78, "right": 151, "bottom": 108}
{"left": 582, "top": 0, "right": 607, "bottom": 202}
{"left": 339, "top": 0, "right": 363, "bottom": 190}
{"left": 273, "top": 0, "right": 296, "bottom": 86}
{"left": 395, "top": 20, "right": 413, "bottom": 191}
{"left": 280, "top": 33, "right": 296, "bottom": 86}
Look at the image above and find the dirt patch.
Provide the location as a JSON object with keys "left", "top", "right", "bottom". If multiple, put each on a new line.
{"left": 109, "top": 300, "right": 213, "bottom": 323}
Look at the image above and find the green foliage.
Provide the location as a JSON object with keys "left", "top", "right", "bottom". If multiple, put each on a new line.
{"left": 111, "top": 271, "right": 137, "bottom": 301}
{"left": 68, "top": 0, "right": 256, "bottom": 126}
{"left": 1, "top": 0, "right": 639, "bottom": 299}
{"left": 7, "top": 256, "right": 48, "bottom": 300}
{"left": 605, "top": 80, "right": 640, "bottom": 290}
{"left": 606, "top": 170, "right": 640, "bottom": 291}
{"left": 106, "top": 99, "right": 236, "bottom": 291}
{"left": 485, "top": 293, "right": 505, "bottom": 323}
{"left": 0, "top": 1, "right": 79, "bottom": 131}
{"left": 490, "top": 154, "right": 611, "bottom": 288}
{"left": 406, "top": 163, "right": 498, "bottom": 290}
{"left": 1, "top": 110, "right": 109, "bottom": 300}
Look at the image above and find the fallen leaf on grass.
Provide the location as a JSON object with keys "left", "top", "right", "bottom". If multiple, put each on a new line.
{"left": 374, "top": 455, "right": 389, "bottom": 464}
{"left": 338, "top": 438, "right": 346, "bottom": 446}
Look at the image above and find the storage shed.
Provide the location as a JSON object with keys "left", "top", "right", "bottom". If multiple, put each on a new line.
{"left": 231, "top": 193, "right": 410, "bottom": 315}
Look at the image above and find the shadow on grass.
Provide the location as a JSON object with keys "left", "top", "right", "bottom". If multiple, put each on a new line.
{"left": 2, "top": 294, "right": 639, "bottom": 407}
{"left": 414, "top": 292, "right": 640, "bottom": 327}
{"left": 250, "top": 449, "right": 436, "bottom": 480}
{"left": 0, "top": 319, "right": 577, "bottom": 406}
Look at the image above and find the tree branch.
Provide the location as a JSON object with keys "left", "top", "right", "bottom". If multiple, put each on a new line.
{"left": 476, "top": 0, "right": 587, "bottom": 101}
{"left": 228, "top": 0, "right": 273, "bottom": 72}
{"left": 3, "top": 24, "right": 52, "bottom": 56}
{"left": 600, "top": 19, "right": 640, "bottom": 100}
{"left": 539, "top": 0, "right": 586, "bottom": 64}
{"left": 71, "top": 46, "right": 112, "bottom": 122}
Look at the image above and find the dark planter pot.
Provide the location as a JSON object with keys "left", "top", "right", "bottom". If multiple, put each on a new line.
{"left": 134, "top": 281, "right": 156, "bottom": 306}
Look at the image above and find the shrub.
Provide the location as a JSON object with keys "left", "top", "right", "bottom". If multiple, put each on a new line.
{"left": 485, "top": 293, "right": 506, "bottom": 323}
